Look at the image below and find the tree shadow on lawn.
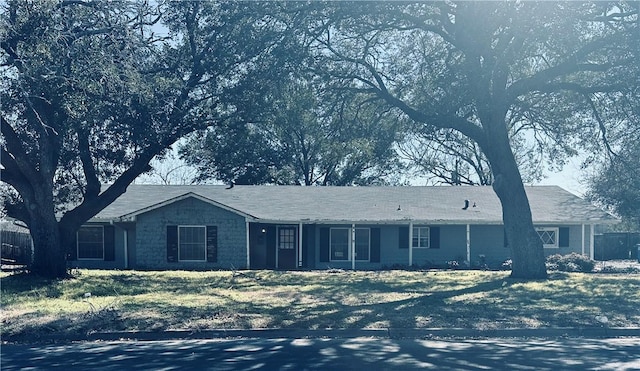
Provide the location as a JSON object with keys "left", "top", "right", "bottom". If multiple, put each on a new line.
{"left": 272, "top": 277, "right": 514, "bottom": 330}
{"left": 270, "top": 273, "right": 640, "bottom": 330}
{"left": 4, "top": 270, "right": 639, "bottom": 340}
{"left": 110, "top": 271, "right": 636, "bottom": 331}
{"left": 2, "top": 270, "right": 246, "bottom": 302}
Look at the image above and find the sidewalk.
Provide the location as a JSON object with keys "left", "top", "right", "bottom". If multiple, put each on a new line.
{"left": 6, "top": 327, "right": 640, "bottom": 344}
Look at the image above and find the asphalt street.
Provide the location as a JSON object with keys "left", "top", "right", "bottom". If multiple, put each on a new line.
{"left": 2, "top": 337, "right": 640, "bottom": 371}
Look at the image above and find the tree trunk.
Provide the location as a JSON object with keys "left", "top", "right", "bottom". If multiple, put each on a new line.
{"left": 29, "top": 212, "right": 68, "bottom": 279}
{"left": 481, "top": 122, "right": 547, "bottom": 279}
{"left": 493, "top": 170, "right": 548, "bottom": 279}
{"left": 22, "top": 181, "right": 71, "bottom": 279}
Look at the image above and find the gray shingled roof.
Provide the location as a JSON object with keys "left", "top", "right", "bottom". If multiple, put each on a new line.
{"left": 93, "top": 185, "right": 616, "bottom": 225}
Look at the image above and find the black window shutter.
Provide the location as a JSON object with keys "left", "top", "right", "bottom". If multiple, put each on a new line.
{"left": 430, "top": 227, "right": 440, "bottom": 249}
{"left": 206, "top": 226, "right": 218, "bottom": 263}
{"left": 319, "top": 228, "right": 329, "bottom": 262}
{"left": 504, "top": 228, "right": 508, "bottom": 248}
{"left": 559, "top": 227, "right": 570, "bottom": 247}
{"left": 398, "top": 226, "right": 409, "bottom": 249}
{"left": 68, "top": 230, "right": 78, "bottom": 261}
{"left": 266, "top": 226, "right": 277, "bottom": 268}
{"left": 104, "top": 225, "right": 116, "bottom": 261}
{"left": 167, "top": 226, "right": 178, "bottom": 263}
{"left": 370, "top": 228, "right": 381, "bottom": 263}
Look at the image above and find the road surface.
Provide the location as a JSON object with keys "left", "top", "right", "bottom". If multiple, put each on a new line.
{"left": 2, "top": 337, "right": 639, "bottom": 370}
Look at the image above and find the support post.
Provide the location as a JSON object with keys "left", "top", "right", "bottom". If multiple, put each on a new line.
{"left": 409, "top": 222, "right": 414, "bottom": 267}
{"left": 351, "top": 224, "right": 356, "bottom": 270}
{"left": 246, "top": 220, "right": 250, "bottom": 269}
{"left": 298, "top": 222, "right": 303, "bottom": 268}
{"left": 581, "top": 224, "right": 585, "bottom": 256}
{"left": 466, "top": 224, "right": 471, "bottom": 264}
{"left": 123, "top": 229, "right": 129, "bottom": 269}
{"left": 589, "top": 224, "right": 595, "bottom": 260}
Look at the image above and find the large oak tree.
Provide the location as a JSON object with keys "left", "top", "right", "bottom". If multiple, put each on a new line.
{"left": 301, "top": 1, "right": 639, "bottom": 278}
{"left": 180, "top": 78, "right": 406, "bottom": 186}
{"left": 1, "top": 0, "right": 297, "bottom": 278}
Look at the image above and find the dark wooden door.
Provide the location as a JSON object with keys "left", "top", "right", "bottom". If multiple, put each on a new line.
{"left": 277, "top": 226, "right": 297, "bottom": 270}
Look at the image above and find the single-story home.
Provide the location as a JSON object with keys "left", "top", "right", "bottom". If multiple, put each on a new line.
{"left": 68, "top": 185, "right": 617, "bottom": 270}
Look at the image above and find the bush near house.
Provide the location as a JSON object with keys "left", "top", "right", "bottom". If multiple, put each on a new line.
{"left": 546, "top": 253, "right": 596, "bottom": 273}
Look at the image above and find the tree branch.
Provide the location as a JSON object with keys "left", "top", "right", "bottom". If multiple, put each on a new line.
{"left": 77, "top": 129, "right": 101, "bottom": 199}
{"left": 585, "top": 94, "right": 617, "bottom": 158}
{"left": 1, "top": 116, "right": 40, "bottom": 183}
{"left": 506, "top": 36, "right": 628, "bottom": 100}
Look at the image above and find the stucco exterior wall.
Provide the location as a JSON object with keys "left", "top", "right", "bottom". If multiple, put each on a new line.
{"left": 310, "top": 224, "right": 469, "bottom": 269}
{"left": 305, "top": 223, "right": 591, "bottom": 270}
{"left": 471, "top": 224, "right": 594, "bottom": 267}
{"left": 134, "top": 197, "right": 247, "bottom": 270}
{"left": 379, "top": 225, "right": 407, "bottom": 267}
{"left": 469, "top": 225, "right": 506, "bottom": 266}
{"left": 411, "top": 225, "right": 468, "bottom": 267}
{"left": 70, "top": 217, "right": 595, "bottom": 272}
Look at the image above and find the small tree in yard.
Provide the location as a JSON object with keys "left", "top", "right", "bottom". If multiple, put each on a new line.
{"left": 588, "top": 138, "right": 640, "bottom": 230}
{"left": 1, "top": 1, "right": 297, "bottom": 278}
{"left": 300, "top": 1, "right": 639, "bottom": 279}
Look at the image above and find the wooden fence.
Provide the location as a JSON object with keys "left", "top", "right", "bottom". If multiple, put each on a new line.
{"left": 1, "top": 229, "right": 33, "bottom": 265}
{"left": 594, "top": 232, "right": 640, "bottom": 261}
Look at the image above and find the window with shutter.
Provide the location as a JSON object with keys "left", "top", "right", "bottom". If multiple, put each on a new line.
{"left": 536, "top": 227, "right": 560, "bottom": 248}
{"left": 77, "top": 226, "right": 104, "bottom": 260}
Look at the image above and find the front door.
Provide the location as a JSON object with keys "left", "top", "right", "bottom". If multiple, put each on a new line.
{"left": 277, "top": 226, "right": 297, "bottom": 270}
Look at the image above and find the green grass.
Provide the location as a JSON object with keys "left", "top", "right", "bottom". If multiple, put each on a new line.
{"left": 1, "top": 269, "right": 639, "bottom": 340}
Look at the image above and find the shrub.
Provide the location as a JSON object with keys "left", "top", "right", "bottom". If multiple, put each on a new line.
{"left": 546, "top": 253, "right": 595, "bottom": 272}
{"left": 446, "top": 260, "right": 460, "bottom": 269}
{"left": 500, "top": 259, "right": 512, "bottom": 271}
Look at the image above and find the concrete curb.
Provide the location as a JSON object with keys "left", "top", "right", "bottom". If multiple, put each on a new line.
{"left": 5, "top": 327, "right": 640, "bottom": 344}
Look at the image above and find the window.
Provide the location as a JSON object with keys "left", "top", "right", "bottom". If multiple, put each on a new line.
{"left": 279, "top": 227, "right": 296, "bottom": 249}
{"left": 536, "top": 227, "right": 559, "bottom": 248}
{"left": 355, "top": 228, "right": 370, "bottom": 261}
{"left": 330, "top": 228, "right": 350, "bottom": 261}
{"left": 412, "top": 227, "right": 430, "bottom": 248}
{"left": 330, "top": 228, "right": 370, "bottom": 261}
{"left": 179, "top": 226, "right": 206, "bottom": 261}
{"left": 77, "top": 226, "right": 104, "bottom": 260}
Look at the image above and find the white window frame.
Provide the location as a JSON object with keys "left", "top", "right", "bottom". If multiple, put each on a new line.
{"left": 536, "top": 227, "right": 559, "bottom": 249}
{"left": 412, "top": 226, "right": 430, "bottom": 249}
{"left": 77, "top": 225, "right": 105, "bottom": 260}
{"left": 178, "top": 225, "right": 207, "bottom": 262}
{"left": 330, "top": 227, "right": 370, "bottom": 262}
{"left": 330, "top": 228, "right": 350, "bottom": 262}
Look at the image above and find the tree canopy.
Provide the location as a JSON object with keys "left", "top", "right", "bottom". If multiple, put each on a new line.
{"left": 296, "top": 1, "right": 639, "bottom": 278}
{"left": 179, "top": 78, "right": 406, "bottom": 186}
{"left": 0, "top": 0, "right": 298, "bottom": 277}
{"left": 588, "top": 124, "right": 640, "bottom": 229}
{"left": 589, "top": 145, "right": 640, "bottom": 229}
{"left": 1, "top": 1, "right": 638, "bottom": 279}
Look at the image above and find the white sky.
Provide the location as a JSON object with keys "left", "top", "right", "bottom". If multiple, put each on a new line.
{"left": 535, "top": 156, "right": 589, "bottom": 196}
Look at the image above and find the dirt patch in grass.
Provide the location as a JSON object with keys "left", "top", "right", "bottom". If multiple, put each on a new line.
{"left": 2, "top": 269, "right": 639, "bottom": 341}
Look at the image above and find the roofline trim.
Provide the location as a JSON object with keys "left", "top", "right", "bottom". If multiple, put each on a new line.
{"left": 246, "top": 219, "right": 619, "bottom": 225}
{"left": 117, "top": 192, "right": 257, "bottom": 221}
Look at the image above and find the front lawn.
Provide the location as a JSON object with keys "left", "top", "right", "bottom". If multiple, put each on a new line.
{"left": 1, "top": 269, "right": 639, "bottom": 340}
